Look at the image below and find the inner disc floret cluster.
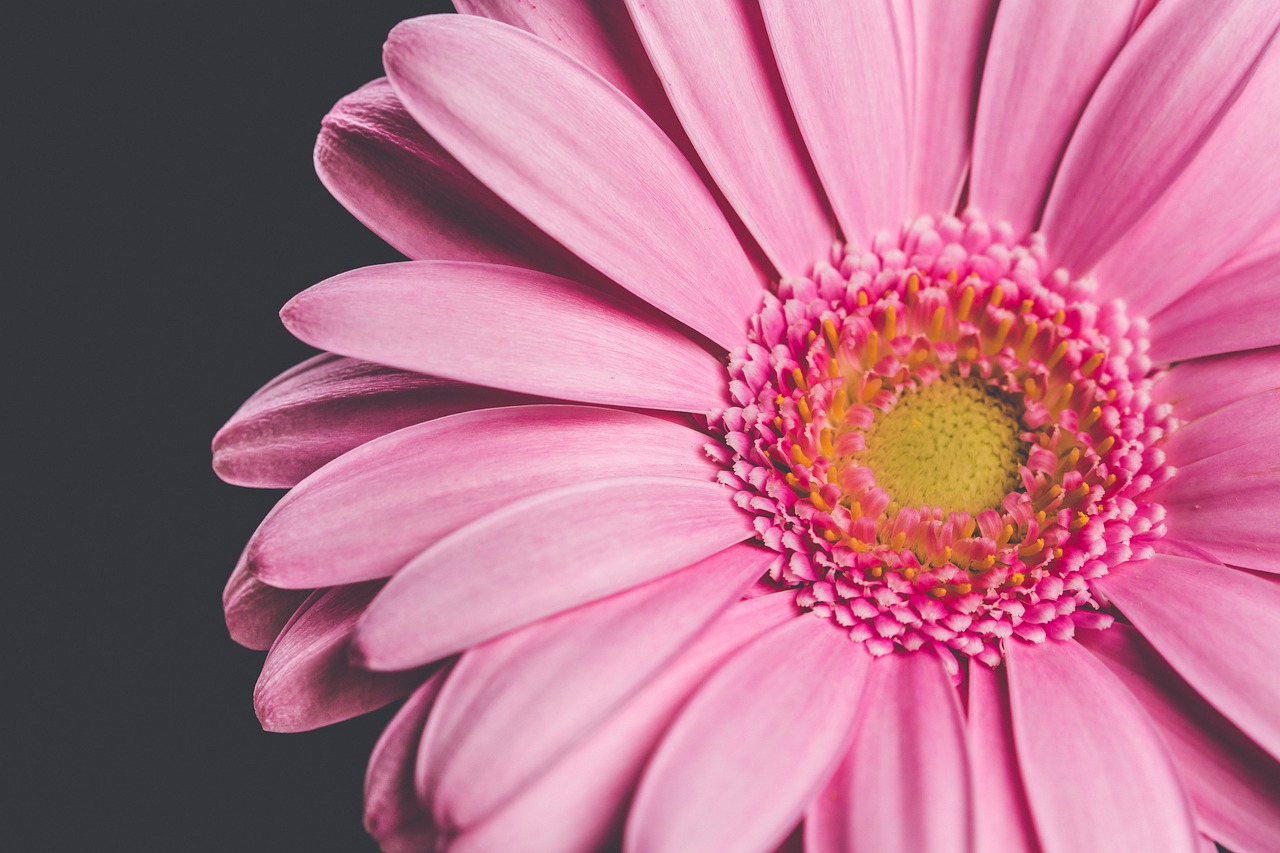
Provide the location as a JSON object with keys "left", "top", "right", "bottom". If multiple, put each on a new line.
{"left": 709, "top": 213, "right": 1172, "bottom": 667}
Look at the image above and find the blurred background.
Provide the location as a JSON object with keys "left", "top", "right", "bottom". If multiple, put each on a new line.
{"left": 13, "top": 3, "right": 453, "bottom": 849}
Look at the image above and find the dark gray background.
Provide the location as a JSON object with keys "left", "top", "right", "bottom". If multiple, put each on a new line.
{"left": 14, "top": 2, "right": 452, "bottom": 850}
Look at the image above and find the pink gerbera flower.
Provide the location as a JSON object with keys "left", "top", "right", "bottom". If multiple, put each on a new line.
{"left": 215, "top": 2, "right": 1280, "bottom": 851}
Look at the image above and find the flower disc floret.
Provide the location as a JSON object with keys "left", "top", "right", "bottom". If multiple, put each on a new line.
{"left": 710, "top": 214, "right": 1173, "bottom": 667}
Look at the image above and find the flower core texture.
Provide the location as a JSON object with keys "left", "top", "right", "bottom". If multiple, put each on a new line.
{"left": 712, "top": 214, "right": 1173, "bottom": 666}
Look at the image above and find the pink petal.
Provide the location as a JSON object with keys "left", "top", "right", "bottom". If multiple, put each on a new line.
{"left": 419, "top": 544, "right": 773, "bottom": 832}
{"left": 1094, "top": 40, "right": 1280, "bottom": 314}
{"left": 967, "top": 663, "right": 1039, "bottom": 853}
{"left": 453, "top": 0, "right": 678, "bottom": 140}
{"left": 248, "top": 405, "right": 717, "bottom": 589}
{"left": 625, "top": 615, "right": 871, "bottom": 853}
{"left": 282, "top": 261, "right": 727, "bottom": 412}
{"left": 1005, "top": 638, "right": 1200, "bottom": 853}
{"left": 1080, "top": 624, "right": 1280, "bottom": 853}
{"left": 1040, "top": 0, "right": 1280, "bottom": 274}
{"left": 1150, "top": 236, "right": 1280, "bottom": 362}
{"left": 364, "top": 668, "right": 450, "bottom": 853}
{"left": 254, "top": 583, "right": 429, "bottom": 733}
{"left": 355, "top": 477, "right": 752, "bottom": 670}
{"left": 624, "top": 0, "right": 835, "bottom": 277}
{"left": 1162, "top": 390, "right": 1280, "bottom": 467}
{"left": 315, "top": 78, "right": 584, "bottom": 274}
{"left": 383, "top": 15, "right": 765, "bottom": 350}
{"left": 1096, "top": 555, "right": 1280, "bottom": 761}
{"left": 1155, "top": 442, "right": 1280, "bottom": 572}
{"left": 759, "top": 0, "right": 910, "bottom": 247}
{"left": 213, "top": 353, "right": 532, "bottom": 489}
{"left": 906, "top": 0, "right": 999, "bottom": 214}
{"left": 970, "top": 0, "right": 1139, "bottom": 235}
{"left": 448, "top": 594, "right": 801, "bottom": 853}
{"left": 807, "top": 652, "right": 971, "bottom": 853}
{"left": 223, "top": 552, "right": 309, "bottom": 650}
{"left": 1152, "top": 347, "right": 1280, "bottom": 422}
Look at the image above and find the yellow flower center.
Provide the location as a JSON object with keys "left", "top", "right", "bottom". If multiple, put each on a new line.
{"left": 857, "top": 376, "right": 1026, "bottom": 516}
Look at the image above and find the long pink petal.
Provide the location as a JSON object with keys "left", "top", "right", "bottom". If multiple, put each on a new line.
{"left": 254, "top": 583, "right": 429, "bottom": 733}
{"left": 364, "top": 668, "right": 450, "bottom": 853}
{"left": 213, "top": 353, "right": 532, "bottom": 489}
{"left": 315, "top": 78, "right": 584, "bottom": 274}
{"left": 905, "top": 0, "right": 998, "bottom": 217}
{"left": 1096, "top": 555, "right": 1280, "bottom": 760}
{"left": 1162, "top": 391, "right": 1280, "bottom": 467}
{"left": 419, "top": 544, "right": 773, "bottom": 832}
{"left": 282, "top": 261, "right": 727, "bottom": 412}
{"left": 383, "top": 15, "right": 764, "bottom": 349}
{"left": 1005, "top": 638, "right": 1200, "bottom": 853}
{"left": 223, "top": 552, "right": 309, "bottom": 650}
{"left": 355, "top": 477, "right": 751, "bottom": 670}
{"left": 759, "top": 0, "right": 910, "bottom": 247}
{"left": 1039, "top": 0, "right": 1280, "bottom": 274}
{"left": 807, "top": 652, "right": 972, "bottom": 853}
{"left": 1152, "top": 347, "right": 1280, "bottom": 422}
{"left": 1094, "top": 41, "right": 1280, "bottom": 314}
{"left": 247, "top": 405, "right": 717, "bottom": 589}
{"left": 1080, "top": 624, "right": 1280, "bottom": 853}
{"left": 1150, "top": 236, "right": 1280, "bottom": 362}
{"left": 969, "top": 0, "right": 1138, "bottom": 235}
{"left": 1155, "top": 442, "right": 1280, "bottom": 572}
{"left": 625, "top": 615, "right": 871, "bottom": 853}
{"left": 449, "top": 594, "right": 801, "bottom": 853}
{"left": 624, "top": 0, "right": 835, "bottom": 277}
{"left": 967, "top": 664, "right": 1039, "bottom": 853}
{"left": 453, "top": 0, "right": 697, "bottom": 147}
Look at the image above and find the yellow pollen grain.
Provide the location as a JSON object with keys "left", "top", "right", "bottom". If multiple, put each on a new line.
{"left": 790, "top": 444, "right": 812, "bottom": 467}
{"left": 1052, "top": 309, "right": 1066, "bottom": 326}
{"left": 884, "top": 305, "right": 898, "bottom": 340}
{"left": 823, "top": 317, "right": 840, "bottom": 352}
{"left": 865, "top": 331, "right": 879, "bottom": 366}
{"left": 1096, "top": 435, "right": 1116, "bottom": 455}
{"left": 989, "top": 285, "right": 1004, "bottom": 308}
{"left": 798, "top": 397, "right": 813, "bottom": 422}
{"left": 1082, "top": 352, "right": 1105, "bottom": 376}
{"left": 988, "top": 316, "right": 1013, "bottom": 353}
{"left": 1045, "top": 340, "right": 1069, "bottom": 369}
{"left": 958, "top": 286, "right": 975, "bottom": 321}
{"left": 930, "top": 305, "right": 947, "bottom": 339}
{"left": 855, "top": 376, "right": 1027, "bottom": 516}
{"left": 791, "top": 367, "right": 808, "bottom": 391}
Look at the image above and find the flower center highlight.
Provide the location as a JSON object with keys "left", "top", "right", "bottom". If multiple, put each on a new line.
{"left": 857, "top": 376, "right": 1025, "bottom": 517}
{"left": 710, "top": 213, "right": 1172, "bottom": 667}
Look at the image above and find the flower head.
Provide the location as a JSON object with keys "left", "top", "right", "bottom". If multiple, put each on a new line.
{"left": 216, "top": 2, "right": 1280, "bottom": 852}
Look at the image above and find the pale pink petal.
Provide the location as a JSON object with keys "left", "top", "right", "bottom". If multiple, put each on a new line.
{"left": 1153, "top": 347, "right": 1280, "bottom": 422}
{"left": 1096, "top": 555, "right": 1280, "bottom": 760}
{"left": 970, "top": 0, "right": 1138, "bottom": 235}
{"left": 254, "top": 583, "right": 430, "bottom": 733}
{"left": 383, "top": 16, "right": 765, "bottom": 349}
{"left": 759, "top": 0, "right": 910, "bottom": 247}
{"left": 247, "top": 405, "right": 717, "bottom": 589}
{"left": 419, "top": 544, "right": 773, "bottom": 832}
{"left": 1040, "top": 0, "right": 1280, "bottom": 274}
{"left": 905, "top": 0, "right": 998, "bottom": 216}
{"left": 315, "top": 78, "right": 584, "bottom": 274}
{"left": 364, "top": 668, "right": 450, "bottom": 853}
{"left": 282, "top": 262, "right": 727, "bottom": 412}
{"left": 807, "top": 652, "right": 971, "bottom": 853}
{"left": 223, "top": 551, "right": 309, "bottom": 650}
{"left": 448, "top": 595, "right": 800, "bottom": 853}
{"left": 1150, "top": 236, "right": 1280, "bottom": 362}
{"left": 1080, "top": 624, "right": 1280, "bottom": 853}
{"left": 213, "top": 353, "right": 532, "bottom": 489}
{"left": 624, "top": 0, "right": 835, "bottom": 277}
{"left": 1155, "top": 443, "right": 1280, "bottom": 572}
{"left": 967, "top": 664, "right": 1039, "bottom": 853}
{"left": 1005, "top": 638, "right": 1200, "bottom": 853}
{"left": 1094, "top": 41, "right": 1280, "bottom": 314}
{"left": 625, "top": 615, "right": 871, "bottom": 853}
{"left": 453, "top": 0, "right": 679, "bottom": 141}
{"left": 355, "top": 477, "right": 752, "bottom": 670}
{"left": 1162, "top": 391, "right": 1280, "bottom": 467}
